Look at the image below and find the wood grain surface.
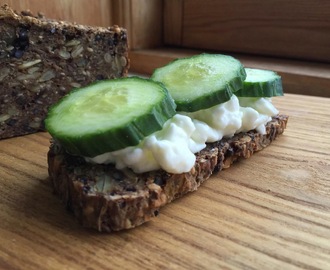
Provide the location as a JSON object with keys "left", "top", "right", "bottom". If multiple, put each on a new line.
{"left": 1, "top": 93, "right": 330, "bottom": 269}
{"left": 0, "top": 0, "right": 113, "bottom": 27}
{"left": 166, "top": 0, "right": 330, "bottom": 63}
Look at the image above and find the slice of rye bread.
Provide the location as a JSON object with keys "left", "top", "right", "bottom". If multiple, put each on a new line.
{"left": 48, "top": 114, "right": 288, "bottom": 232}
{"left": 0, "top": 5, "right": 129, "bottom": 139}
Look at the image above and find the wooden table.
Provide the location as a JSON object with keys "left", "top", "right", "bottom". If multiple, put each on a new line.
{"left": 1, "top": 93, "right": 329, "bottom": 270}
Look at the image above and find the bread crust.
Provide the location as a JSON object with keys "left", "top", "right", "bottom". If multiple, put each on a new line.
{"left": 48, "top": 114, "right": 288, "bottom": 232}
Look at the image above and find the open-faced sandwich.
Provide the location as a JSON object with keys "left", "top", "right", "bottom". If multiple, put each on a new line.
{"left": 46, "top": 53, "right": 288, "bottom": 232}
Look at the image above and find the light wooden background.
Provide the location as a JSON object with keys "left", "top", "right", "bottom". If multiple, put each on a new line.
{"left": 0, "top": 0, "right": 113, "bottom": 27}
{"left": 164, "top": 0, "right": 330, "bottom": 63}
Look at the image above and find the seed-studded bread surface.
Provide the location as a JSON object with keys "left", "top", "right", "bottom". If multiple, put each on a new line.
{"left": 0, "top": 5, "right": 129, "bottom": 139}
{"left": 48, "top": 115, "right": 288, "bottom": 232}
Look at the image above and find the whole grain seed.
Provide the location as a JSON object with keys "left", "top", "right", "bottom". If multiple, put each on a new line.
{"left": 30, "top": 84, "right": 42, "bottom": 93}
{"left": 120, "top": 56, "right": 127, "bottom": 67}
{"left": 112, "top": 57, "right": 119, "bottom": 69}
{"left": 86, "top": 47, "right": 93, "bottom": 53}
{"left": 58, "top": 49, "right": 71, "bottom": 59}
{"left": 14, "top": 49, "right": 24, "bottom": 58}
{"left": 71, "top": 44, "right": 84, "bottom": 58}
{"left": 74, "top": 58, "right": 87, "bottom": 67}
{"left": 18, "top": 28, "right": 29, "bottom": 40}
{"left": 29, "top": 120, "right": 41, "bottom": 129}
{"left": 27, "top": 66, "right": 40, "bottom": 74}
{"left": 104, "top": 52, "right": 111, "bottom": 63}
{"left": 8, "top": 82, "right": 20, "bottom": 87}
{"left": 5, "top": 45, "right": 14, "bottom": 52}
{"left": 0, "top": 114, "right": 10, "bottom": 123}
{"left": 38, "top": 69, "right": 55, "bottom": 82}
{"left": 18, "top": 59, "right": 42, "bottom": 70}
{"left": 33, "top": 117, "right": 42, "bottom": 122}
{"left": 22, "top": 79, "right": 29, "bottom": 85}
{"left": 70, "top": 82, "right": 81, "bottom": 88}
{"left": 17, "top": 72, "right": 41, "bottom": 81}
{"left": 74, "top": 75, "right": 86, "bottom": 82}
{"left": 0, "top": 67, "right": 10, "bottom": 81}
{"left": 95, "top": 34, "right": 102, "bottom": 41}
{"left": 65, "top": 39, "right": 81, "bottom": 47}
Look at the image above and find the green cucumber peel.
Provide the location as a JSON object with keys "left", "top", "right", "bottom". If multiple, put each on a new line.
{"left": 45, "top": 77, "right": 176, "bottom": 157}
{"left": 151, "top": 53, "right": 246, "bottom": 112}
{"left": 235, "top": 68, "right": 284, "bottom": 97}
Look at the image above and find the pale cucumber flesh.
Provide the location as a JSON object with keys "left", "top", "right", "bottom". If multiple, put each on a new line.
{"left": 151, "top": 53, "right": 246, "bottom": 112}
{"left": 45, "top": 77, "right": 176, "bottom": 157}
{"left": 235, "top": 68, "right": 283, "bottom": 97}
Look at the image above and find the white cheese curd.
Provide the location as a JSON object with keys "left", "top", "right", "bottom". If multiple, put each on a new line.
{"left": 86, "top": 95, "right": 279, "bottom": 174}
{"left": 86, "top": 114, "right": 203, "bottom": 174}
{"left": 238, "top": 97, "right": 279, "bottom": 116}
{"left": 183, "top": 95, "right": 242, "bottom": 143}
{"left": 238, "top": 97, "right": 279, "bottom": 134}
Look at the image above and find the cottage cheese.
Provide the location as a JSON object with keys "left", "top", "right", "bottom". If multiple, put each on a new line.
{"left": 86, "top": 95, "right": 279, "bottom": 174}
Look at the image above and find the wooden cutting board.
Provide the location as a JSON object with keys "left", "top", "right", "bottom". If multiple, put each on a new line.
{"left": 1, "top": 93, "right": 330, "bottom": 269}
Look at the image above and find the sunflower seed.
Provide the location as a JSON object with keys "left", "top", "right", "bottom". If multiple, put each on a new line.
{"left": 0, "top": 114, "right": 10, "bottom": 123}
{"left": 0, "top": 67, "right": 10, "bottom": 81}
{"left": 58, "top": 49, "right": 71, "bottom": 59}
{"left": 65, "top": 39, "right": 81, "bottom": 47}
{"left": 18, "top": 59, "right": 42, "bottom": 70}
{"left": 71, "top": 44, "right": 84, "bottom": 58}
{"left": 38, "top": 69, "right": 55, "bottom": 82}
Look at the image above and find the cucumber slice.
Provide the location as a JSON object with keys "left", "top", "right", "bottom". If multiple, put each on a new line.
{"left": 151, "top": 53, "right": 246, "bottom": 112}
{"left": 45, "top": 77, "right": 176, "bottom": 157}
{"left": 235, "top": 68, "right": 283, "bottom": 97}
